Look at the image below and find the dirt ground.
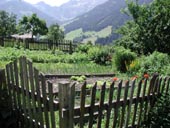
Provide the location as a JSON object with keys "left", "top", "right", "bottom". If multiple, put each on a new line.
{"left": 47, "top": 76, "right": 114, "bottom": 93}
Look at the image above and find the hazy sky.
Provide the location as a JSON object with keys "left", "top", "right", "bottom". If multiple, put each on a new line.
{"left": 23, "top": 0, "right": 70, "bottom": 6}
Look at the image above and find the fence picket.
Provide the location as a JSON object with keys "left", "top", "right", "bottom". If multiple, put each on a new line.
{"left": 5, "top": 64, "right": 13, "bottom": 109}
{"left": 88, "top": 83, "right": 97, "bottom": 128}
{"left": 157, "top": 77, "right": 162, "bottom": 95}
{"left": 119, "top": 81, "right": 129, "bottom": 128}
{"left": 105, "top": 82, "right": 115, "bottom": 128}
{"left": 124, "top": 80, "right": 135, "bottom": 128}
{"left": 19, "top": 57, "right": 27, "bottom": 118}
{"left": 14, "top": 60, "right": 21, "bottom": 109}
{"left": 40, "top": 73, "right": 50, "bottom": 128}
{"left": 79, "top": 82, "right": 86, "bottom": 128}
{"left": 69, "top": 83, "right": 75, "bottom": 128}
{"left": 23, "top": 57, "right": 33, "bottom": 127}
{"left": 112, "top": 81, "right": 122, "bottom": 128}
{"left": 132, "top": 80, "right": 142, "bottom": 126}
{"left": 34, "top": 68, "right": 44, "bottom": 127}
{"left": 166, "top": 78, "right": 170, "bottom": 94}
{"left": 28, "top": 60, "right": 38, "bottom": 128}
{"left": 137, "top": 79, "right": 147, "bottom": 127}
{"left": 48, "top": 81, "right": 56, "bottom": 128}
{"left": 9, "top": 62, "right": 17, "bottom": 109}
{"left": 97, "top": 82, "right": 106, "bottom": 128}
{"left": 161, "top": 77, "right": 167, "bottom": 93}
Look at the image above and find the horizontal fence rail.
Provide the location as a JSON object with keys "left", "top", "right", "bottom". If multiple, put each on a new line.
{"left": 1, "top": 56, "right": 170, "bottom": 128}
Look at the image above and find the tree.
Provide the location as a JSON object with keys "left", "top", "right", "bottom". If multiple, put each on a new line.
{"left": 18, "top": 13, "right": 48, "bottom": 39}
{"left": 47, "top": 24, "right": 64, "bottom": 41}
{"left": 116, "top": 0, "right": 170, "bottom": 54}
{"left": 0, "top": 10, "right": 16, "bottom": 45}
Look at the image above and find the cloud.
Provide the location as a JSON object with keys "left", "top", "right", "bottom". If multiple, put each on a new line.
{"left": 23, "top": 0, "right": 70, "bottom": 6}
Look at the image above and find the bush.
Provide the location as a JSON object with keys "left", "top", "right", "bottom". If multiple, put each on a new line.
{"left": 139, "top": 51, "right": 170, "bottom": 75}
{"left": 115, "top": 47, "right": 137, "bottom": 73}
{"left": 88, "top": 46, "right": 112, "bottom": 65}
{"left": 75, "top": 43, "right": 92, "bottom": 53}
{"left": 114, "top": 46, "right": 137, "bottom": 72}
{"left": 142, "top": 93, "right": 170, "bottom": 127}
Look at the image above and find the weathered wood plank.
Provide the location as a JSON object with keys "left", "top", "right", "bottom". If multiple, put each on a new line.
{"left": 5, "top": 64, "right": 13, "bottom": 109}
{"left": 79, "top": 82, "right": 86, "bottom": 128}
{"left": 58, "top": 81, "right": 70, "bottom": 128}
{"left": 48, "top": 81, "right": 56, "bottom": 128}
{"left": 19, "top": 57, "right": 27, "bottom": 117}
{"left": 124, "top": 80, "right": 135, "bottom": 128}
{"left": 97, "top": 82, "right": 106, "bottom": 128}
{"left": 34, "top": 68, "right": 44, "bottom": 127}
{"left": 28, "top": 60, "right": 38, "bottom": 128}
{"left": 105, "top": 82, "right": 115, "bottom": 128}
{"left": 69, "top": 83, "right": 75, "bottom": 128}
{"left": 9, "top": 62, "right": 17, "bottom": 109}
{"left": 14, "top": 59, "right": 21, "bottom": 109}
{"left": 112, "top": 80, "right": 122, "bottom": 128}
{"left": 132, "top": 80, "right": 142, "bottom": 126}
{"left": 119, "top": 81, "right": 129, "bottom": 128}
{"left": 23, "top": 57, "right": 33, "bottom": 127}
{"left": 41, "top": 73, "right": 50, "bottom": 128}
{"left": 88, "top": 83, "right": 97, "bottom": 128}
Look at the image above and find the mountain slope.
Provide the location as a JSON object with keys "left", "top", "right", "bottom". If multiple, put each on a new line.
{"left": 0, "top": 0, "right": 59, "bottom": 25}
{"left": 64, "top": 0, "right": 128, "bottom": 43}
{"left": 64, "top": 0, "right": 152, "bottom": 44}
{"left": 34, "top": 0, "right": 108, "bottom": 21}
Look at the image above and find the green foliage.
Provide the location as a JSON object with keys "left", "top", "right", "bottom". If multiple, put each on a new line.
{"left": 47, "top": 24, "right": 64, "bottom": 41}
{"left": 116, "top": 0, "right": 170, "bottom": 54}
{"left": 114, "top": 46, "right": 137, "bottom": 73}
{"left": 139, "top": 51, "right": 170, "bottom": 75}
{"left": 70, "top": 75, "right": 86, "bottom": 83}
{"left": 18, "top": 13, "right": 48, "bottom": 38}
{"left": 0, "top": 10, "right": 16, "bottom": 37}
{"left": 88, "top": 46, "right": 112, "bottom": 65}
{"left": 142, "top": 93, "right": 170, "bottom": 127}
{"left": 75, "top": 43, "right": 92, "bottom": 53}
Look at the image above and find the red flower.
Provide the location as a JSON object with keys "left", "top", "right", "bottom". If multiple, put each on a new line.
{"left": 112, "top": 77, "right": 119, "bottom": 82}
{"left": 144, "top": 74, "right": 149, "bottom": 79}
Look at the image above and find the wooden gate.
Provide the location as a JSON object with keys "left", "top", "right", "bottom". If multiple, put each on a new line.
{"left": 5, "top": 56, "right": 56, "bottom": 128}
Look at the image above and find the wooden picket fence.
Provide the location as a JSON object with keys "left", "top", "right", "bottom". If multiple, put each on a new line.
{"left": 0, "top": 37, "right": 77, "bottom": 53}
{"left": 1, "top": 56, "right": 170, "bottom": 128}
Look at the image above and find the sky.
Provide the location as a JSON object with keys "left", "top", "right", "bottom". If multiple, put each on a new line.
{"left": 23, "top": 0, "right": 70, "bottom": 6}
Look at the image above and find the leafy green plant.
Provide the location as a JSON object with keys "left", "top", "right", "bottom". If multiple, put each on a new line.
{"left": 70, "top": 75, "right": 86, "bottom": 83}
{"left": 75, "top": 43, "right": 92, "bottom": 53}
{"left": 88, "top": 46, "right": 112, "bottom": 65}
{"left": 142, "top": 93, "right": 170, "bottom": 127}
{"left": 114, "top": 46, "right": 137, "bottom": 73}
{"left": 139, "top": 51, "right": 170, "bottom": 75}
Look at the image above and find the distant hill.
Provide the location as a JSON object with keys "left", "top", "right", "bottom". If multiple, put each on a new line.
{"left": 64, "top": 0, "right": 152, "bottom": 44}
{"left": 34, "top": 0, "right": 108, "bottom": 22}
{"left": 64, "top": 0, "right": 128, "bottom": 44}
{"left": 0, "top": 0, "right": 59, "bottom": 25}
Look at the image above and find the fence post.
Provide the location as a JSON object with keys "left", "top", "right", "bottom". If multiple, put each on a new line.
{"left": 0, "top": 37, "right": 4, "bottom": 46}
{"left": 59, "top": 81, "right": 75, "bottom": 128}
{"left": 69, "top": 41, "right": 73, "bottom": 54}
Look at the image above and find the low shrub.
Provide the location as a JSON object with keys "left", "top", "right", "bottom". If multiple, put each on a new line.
{"left": 142, "top": 93, "right": 170, "bottom": 127}
{"left": 88, "top": 46, "right": 112, "bottom": 65}
{"left": 139, "top": 51, "right": 170, "bottom": 75}
{"left": 75, "top": 43, "right": 92, "bottom": 53}
{"left": 114, "top": 46, "right": 137, "bottom": 73}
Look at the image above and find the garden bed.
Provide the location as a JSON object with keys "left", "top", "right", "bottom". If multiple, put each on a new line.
{"left": 45, "top": 73, "right": 115, "bottom": 93}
